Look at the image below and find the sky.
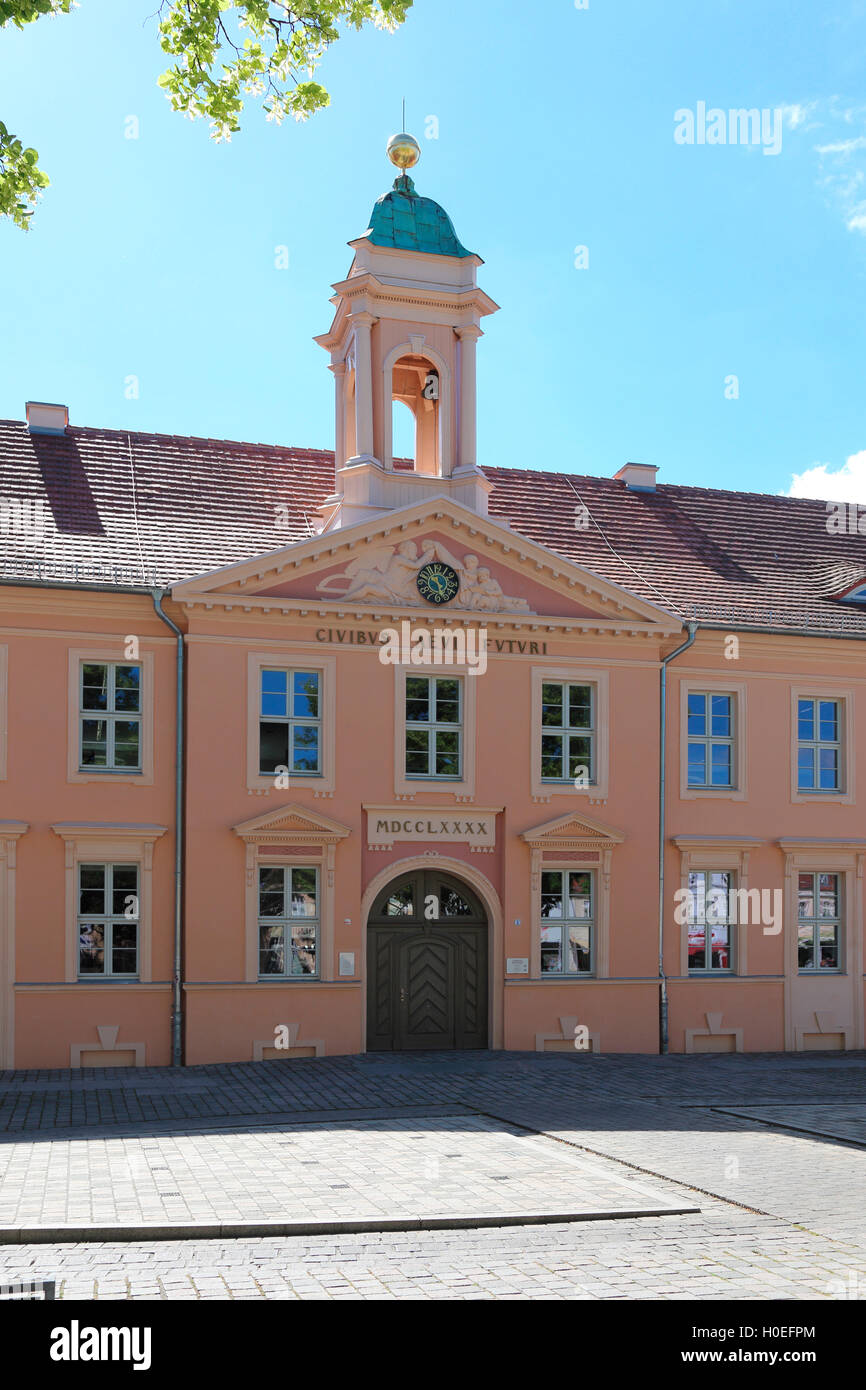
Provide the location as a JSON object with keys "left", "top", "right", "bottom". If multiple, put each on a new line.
{"left": 1, "top": 0, "right": 865, "bottom": 501}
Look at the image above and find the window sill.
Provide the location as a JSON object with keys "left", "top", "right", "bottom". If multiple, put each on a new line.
{"left": 681, "top": 786, "right": 744, "bottom": 801}
{"left": 539, "top": 974, "right": 595, "bottom": 982}
{"left": 71, "top": 770, "right": 145, "bottom": 785}
{"left": 258, "top": 977, "right": 320, "bottom": 984}
{"left": 791, "top": 791, "right": 852, "bottom": 805}
{"left": 257, "top": 772, "right": 324, "bottom": 780}
{"left": 76, "top": 977, "right": 141, "bottom": 984}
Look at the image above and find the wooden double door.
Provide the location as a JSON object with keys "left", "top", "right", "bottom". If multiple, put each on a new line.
{"left": 366, "top": 870, "right": 488, "bottom": 1051}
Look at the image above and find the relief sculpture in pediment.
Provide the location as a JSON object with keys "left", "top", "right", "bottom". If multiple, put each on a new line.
{"left": 315, "top": 539, "right": 533, "bottom": 613}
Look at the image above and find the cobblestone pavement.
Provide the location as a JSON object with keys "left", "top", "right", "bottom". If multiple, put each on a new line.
{"left": 0, "top": 1111, "right": 689, "bottom": 1230}
{"left": 1, "top": 1051, "right": 865, "bottom": 1299}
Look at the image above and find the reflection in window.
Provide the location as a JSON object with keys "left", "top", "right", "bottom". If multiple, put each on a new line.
{"left": 439, "top": 886, "right": 473, "bottom": 917}
{"left": 405, "top": 676, "right": 462, "bottom": 779}
{"left": 385, "top": 885, "right": 414, "bottom": 916}
{"left": 78, "top": 862, "right": 139, "bottom": 977}
{"left": 79, "top": 662, "right": 141, "bottom": 771}
{"left": 797, "top": 698, "right": 841, "bottom": 791}
{"left": 540, "top": 682, "right": 594, "bottom": 783}
{"left": 259, "top": 669, "right": 321, "bottom": 776}
{"left": 258, "top": 865, "right": 319, "bottom": 977}
{"left": 540, "top": 870, "right": 593, "bottom": 975}
{"left": 687, "top": 693, "right": 733, "bottom": 788}
{"left": 798, "top": 871, "right": 840, "bottom": 970}
{"left": 686, "top": 871, "right": 733, "bottom": 971}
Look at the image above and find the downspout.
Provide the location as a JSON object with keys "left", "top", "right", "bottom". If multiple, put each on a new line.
{"left": 659, "top": 620, "right": 697, "bottom": 1054}
{"left": 152, "top": 589, "right": 185, "bottom": 1068}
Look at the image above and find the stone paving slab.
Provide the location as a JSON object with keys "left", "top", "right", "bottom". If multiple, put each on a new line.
{"left": 0, "top": 1111, "right": 696, "bottom": 1241}
{"left": 3, "top": 1051, "right": 865, "bottom": 1134}
{"left": 1, "top": 1053, "right": 865, "bottom": 1301}
{"left": 713, "top": 1103, "right": 866, "bottom": 1147}
{"left": 2, "top": 1210, "right": 863, "bottom": 1300}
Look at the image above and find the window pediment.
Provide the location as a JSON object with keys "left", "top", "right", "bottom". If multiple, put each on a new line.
{"left": 520, "top": 810, "right": 625, "bottom": 852}
{"left": 232, "top": 803, "right": 351, "bottom": 845}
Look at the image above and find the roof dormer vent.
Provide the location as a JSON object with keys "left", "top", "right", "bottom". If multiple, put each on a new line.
{"left": 614, "top": 461, "right": 658, "bottom": 492}
{"left": 26, "top": 401, "right": 68, "bottom": 436}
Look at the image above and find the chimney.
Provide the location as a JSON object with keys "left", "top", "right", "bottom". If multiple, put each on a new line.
{"left": 614, "top": 461, "right": 658, "bottom": 492}
{"left": 26, "top": 401, "right": 68, "bottom": 436}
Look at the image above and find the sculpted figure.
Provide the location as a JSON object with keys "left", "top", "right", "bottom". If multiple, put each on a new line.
{"left": 317, "top": 540, "right": 423, "bottom": 603}
{"left": 316, "top": 540, "right": 533, "bottom": 612}
{"left": 458, "top": 553, "right": 531, "bottom": 613}
{"left": 316, "top": 545, "right": 396, "bottom": 600}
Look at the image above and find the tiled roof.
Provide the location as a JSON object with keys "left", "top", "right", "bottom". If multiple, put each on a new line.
{"left": 1, "top": 418, "right": 865, "bottom": 635}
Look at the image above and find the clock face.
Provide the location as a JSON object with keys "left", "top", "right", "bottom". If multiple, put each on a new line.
{"left": 416, "top": 561, "right": 460, "bottom": 606}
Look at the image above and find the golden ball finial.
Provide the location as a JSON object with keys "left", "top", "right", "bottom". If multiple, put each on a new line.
{"left": 387, "top": 132, "right": 421, "bottom": 171}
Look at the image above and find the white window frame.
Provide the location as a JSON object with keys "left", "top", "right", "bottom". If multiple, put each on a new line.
{"left": 394, "top": 663, "right": 476, "bottom": 799}
{"left": 539, "top": 681, "right": 596, "bottom": 786}
{"left": 679, "top": 680, "right": 747, "bottom": 802}
{"left": 246, "top": 652, "right": 335, "bottom": 795}
{"left": 257, "top": 863, "right": 321, "bottom": 980}
{"left": 258, "top": 667, "right": 323, "bottom": 779}
{"left": 67, "top": 649, "right": 155, "bottom": 785}
{"left": 77, "top": 861, "right": 140, "bottom": 980}
{"left": 538, "top": 867, "right": 595, "bottom": 978}
{"left": 52, "top": 823, "right": 167, "bottom": 983}
{"left": 792, "top": 691, "right": 853, "bottom": 802}
{"left": 684, "top": 868, "right": 735, "bottom": 974}
{"left": 530, "top": 667, "right": 609, "bottom": 802}
{"left": 78, "top": 660, "right": 142, "bottom": 773}
{"left": 796, "top": 869, "right": 843, "bottom": 974}
{"left": 404, "top": 673, "right": 463, "bottom": 781}
{"left": 673, "top": 836, "right": 763, "bottom": 976}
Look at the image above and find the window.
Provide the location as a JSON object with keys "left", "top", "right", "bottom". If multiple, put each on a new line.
{"left": 539, "top": 870, "right": 593, "bottom": 976}
{"left": 77, "top": 863, "right": 139, "bottom": 978}
{"left": 687, "top": 692, "right": 733, "bottom": 788}
{"left": 258, "top": 865, "right": 319, "bottom": 977}
{"left": 541, "top": 682, "right": 594, "bottom": 784}
{"left": 405, "top": 676, "right": 462, "bottom": 779}
{"left": 797, "top": 872, "right": 841, "bottom": 971}
{"left": 79, "top": 662, "right": 141, "bottom": 771}
{"left": 259, "top": 669, "right": 321, "bottom": 777}
{"left": 797, "top": 699, "right": 841, "bottom": 792}
{"left": 686, "top": 870, "right": 733, "bottom": 971}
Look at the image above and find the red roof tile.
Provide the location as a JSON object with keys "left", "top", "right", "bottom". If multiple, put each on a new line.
{"left": 1, "top": 419, "right": 865, "bottom": 634}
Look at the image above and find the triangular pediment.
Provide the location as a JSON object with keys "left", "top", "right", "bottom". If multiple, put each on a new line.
{"left": 172, "top": 497, "right": 680, "bottom": 634}
{"left": 520, "top": 810, "right": 625, "bottom": 849}
{"left": 233, "top": 803, "right": 351, "bottom": 843}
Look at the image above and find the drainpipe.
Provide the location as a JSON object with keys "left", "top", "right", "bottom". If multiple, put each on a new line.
{"left": 152, "top": 589, "right": 185, "bottom": 1068}
{"left": 659, "top": 620, "right": 697, "bottom": 1054}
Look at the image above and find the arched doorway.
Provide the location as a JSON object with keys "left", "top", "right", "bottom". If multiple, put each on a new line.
{"left": 366, "top": 868, "right": 489, "bottom": 1051}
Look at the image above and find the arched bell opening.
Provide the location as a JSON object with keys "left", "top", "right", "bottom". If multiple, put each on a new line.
{"left": 389, "top": 352, "right": 441, "bottom": 476}
{"left": 391, "top": 398, "right": 417, "bottom": 468}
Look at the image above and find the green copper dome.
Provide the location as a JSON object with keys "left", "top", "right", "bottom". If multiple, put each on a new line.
{"left": 363, "top": 174, "right": 473, "bottom": 258}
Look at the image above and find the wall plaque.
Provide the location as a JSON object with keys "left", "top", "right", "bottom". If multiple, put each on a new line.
{"left": 365, "top": 806, "right": 501, "bottom": 849}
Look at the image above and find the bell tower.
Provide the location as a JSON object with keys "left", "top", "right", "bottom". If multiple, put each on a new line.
{"left": 314, "top": 134, "right": 499, "bottom": 531}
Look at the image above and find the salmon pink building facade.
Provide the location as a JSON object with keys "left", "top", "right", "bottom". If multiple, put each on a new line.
{"left": 1, "top": 151, "right": 865, "bottom": 1069}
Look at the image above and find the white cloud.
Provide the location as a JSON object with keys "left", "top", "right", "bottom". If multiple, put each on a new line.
{"left": 780, "top": 98, "right": 866, "bottom": 233}
{"left": 785, "top": 450, "right": 866, "bottom": 502}
{"left": 815, "top": 135, "right": 866, "bottom": 155}
{"left": 780, "top": 102, "right": 819, "bottom": 130}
